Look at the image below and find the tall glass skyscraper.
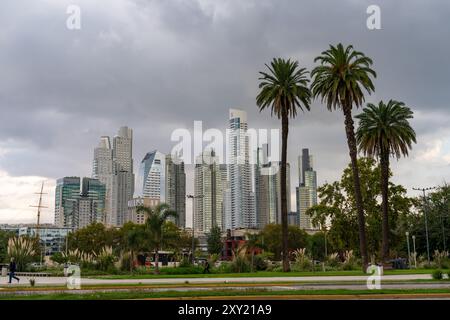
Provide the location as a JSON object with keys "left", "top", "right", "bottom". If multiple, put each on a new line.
{"left": 134, "top": 151, "right": 186, "bottom": 228}
{"left": 225, "top": 109, "right": 256, "bottom": 230}
{"left": 194, "top": 149, "right": 227, "bottom": 232}
{"left": 92, "top": 127, "right": 134, "bottom": 227}
{"left": 255, "top": 144, "right": 290, "bottom": 229}
{"left": 296, "top": 148, "right": 318, "bottom": 230}
{"left": 54, "top": 177, "right": 106, "bottom": 230}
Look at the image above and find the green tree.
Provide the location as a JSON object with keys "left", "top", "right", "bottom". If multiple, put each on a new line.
{"left": 256, "top": 58, "right": 311, "bottom": 271}
{"left": 356, "top": 100, "right": 416, "bottom": 261}
{"left": 0, "top": 230, "right": 14, "bottom": 263}
{"left": 308, "top": 158, "right": 415, "bottom": 259}
{"left": 137, "top": 203, "right": 177, "bottom": 274}
{"left": 207, "top": 225, "right": 223, "bottom": 255}
{"left": 259, "top": 224, "right": 309, "bottom": 260}
{"left": 121, "top": 222, "right": 148, "bottom": 272}
{"left": 311, "top": 43, "right": 377, "bottom": 270}
{"left": 245, "top": 233, "right": 263, "bottom": 272}
{"left": 67, "top": 222, "right": 121, "bottom": 256}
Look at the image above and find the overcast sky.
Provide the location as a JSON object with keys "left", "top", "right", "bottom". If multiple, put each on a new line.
{"left": 1, "top": 0, "right": 449, "bottom": 225}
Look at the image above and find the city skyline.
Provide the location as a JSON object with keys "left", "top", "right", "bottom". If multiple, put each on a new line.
{"left": 1, "top": 0, "right": 450, "bottom": 224}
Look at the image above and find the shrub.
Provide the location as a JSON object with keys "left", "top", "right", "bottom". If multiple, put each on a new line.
{"left": 325, "top": 253, "right": 340, "bottom": 269}
{"left": 341, "top": 250, "right": 360, "bottom": 271}
{"left": 433, "top": 250, "right": 449, "bottom": 269}
{"left": 432, "top": 269, "right": 443, "bottom": 280}
{"left": 213, "top": 261, "right": 233, "bottom": 274}
{"left": 230, "top": 256, "right": 251, "bottom": 273}
{"left": 292, "top": 248, "right": 313, "bottom": 271}
{"left": 178, "top": 257, "right": 192, "bottom": 268}
{"left": 251, "top": 255, "right": 268, "bottom": 271}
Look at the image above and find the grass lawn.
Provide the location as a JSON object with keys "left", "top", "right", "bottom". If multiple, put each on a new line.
{"left": 1, "top": 287, "right": 450, "bottom": 300}
{"left": 90, "top": 269, "right": 439, "bottom": 279}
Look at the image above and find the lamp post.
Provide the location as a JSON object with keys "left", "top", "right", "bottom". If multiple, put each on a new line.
{"left": 412, "top": 235, "right": 417, "bottom": 269}
{"left": 187, "top": 194, "right": 203, "bottom": 264}
{"left": 413, "top": 187, "right": 435, "bottom": 264}
{"left": 406, "top": 231, "right": 411, "bottom": 268}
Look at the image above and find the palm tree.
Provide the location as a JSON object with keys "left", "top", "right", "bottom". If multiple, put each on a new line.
{"left": 137, "top": 203, "right": 177, "bottom": 274}
{"left": 356, "top": 100, "right": 416, "bottom": 262}
{"left": 311, "top": 43, "right": 376, "bottom": 270}
{"left": 257, "top": 58, "right": 311, "bottom": 272}
{"left": 245, "top": 233, "right": 262, "bottom": 272}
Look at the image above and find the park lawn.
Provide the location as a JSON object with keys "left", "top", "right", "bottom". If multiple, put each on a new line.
{"left": 2, "top": 287, "right": 450, "bottom": 300}
{"left": 90, "top": 269, "right": 437, "bottom": 279}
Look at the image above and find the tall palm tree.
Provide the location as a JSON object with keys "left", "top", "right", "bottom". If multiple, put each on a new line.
{"left": 356, "top": 100, "right": 416, "bottom": 261}
{"left": 257, "top": 58, "right": 311, "bottom": 272}
{"left": 311, "top": 43, "right": 376, "bottom": 270}
{"left": 137, "top": 203, "right": 177, "bottom": 274}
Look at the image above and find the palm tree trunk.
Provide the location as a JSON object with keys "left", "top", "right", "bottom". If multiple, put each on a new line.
{"left": 380, "top": 150, "right": 390, "bottom": 262}
{"left": 280, "top": 110, "right": 290, "bottom": 272}
{"left": 130, "top": 250, "right": 134, "bottom": 273}
{"left": 154, "top": 249, "right": 160, "bottom": 274}
{"left": 342, "top": 105, "right": 368, "bottom": 271}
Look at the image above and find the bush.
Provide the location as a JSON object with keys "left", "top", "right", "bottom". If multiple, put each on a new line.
{"left": 160, "top": 266, "right": 203, "bottom": 275}
{"left": 432, "top": 269, "right": 443, "bottom": 280}
{"left": 251, "top": 255, "right": 268, "bottom": 271}
{"left": 230, "top": 256, "right": 251, "bottom": 273}
{"left": 178, "top": 257, "right": 192, "bottom": 268}
{"left": 213, "top": 261, "right": 232, "bottom": 274}
{"left": 292, "top": 248, "right": 313, "bottom": 271}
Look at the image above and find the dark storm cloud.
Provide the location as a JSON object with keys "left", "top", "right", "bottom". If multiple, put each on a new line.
{"left": 0, "top": 0, "right": 450, "bottom": 220}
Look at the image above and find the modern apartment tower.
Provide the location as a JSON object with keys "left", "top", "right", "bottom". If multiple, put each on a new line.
{"left": 225, "top": 109, "right": 256, "bottom": 230}
{"left": 194, "top": 149, "right": 227, "bottom": 232}
{"left": 296, "top": 148, "right": 318, "bottom": 230}
{"left": 255, "top": 144, "right": 291, "bottom": 228}
{"left": 166, "top": 154, "right": 186, "bottom": 228}
{"left": 92, "top": 126, "right": 134, "bottom": 227}
{"left": 54, "top": 177, "right": 106, "bottom": 230}
{"left": 134, "top": 150, "right": 186, "bottom": 228}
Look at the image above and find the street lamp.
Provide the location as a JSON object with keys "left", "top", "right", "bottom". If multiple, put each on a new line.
{"left": 405, "top": 232, "right": 411, "bottom": 268}
{"left": 187, "top": 194, "right": 203, "bottom": 264}
{"left": 412, "top": 235, "right": 417, "bottom": 269}
{"left": 413, "top": 187, "right": 435, "bottom": 264}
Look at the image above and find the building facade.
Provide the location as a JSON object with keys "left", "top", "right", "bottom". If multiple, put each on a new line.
{"left": 54, "top": 177, "right": 105, "bottom": 230}
{"left": 92, "top": 127, "right": 134, "bottom": 227}
{"left": 194, "top": 149, "right": 227, "bottom": 232}
{"left": 225, "top": 109, "right": 256, "bottom": 230}
{"left": 296, "top": 148, "right": 318, "bottom": 230}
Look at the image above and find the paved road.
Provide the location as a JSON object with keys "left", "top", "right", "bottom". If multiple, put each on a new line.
{"left": 0, "top": 274, "right": 433, "bottom": 287}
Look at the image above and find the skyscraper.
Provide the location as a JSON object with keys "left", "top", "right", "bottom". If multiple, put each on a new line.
{"left": 194, "top": 149, "right": 227, "bottom": 232}
{"left": 296, "top": 148, "right": 318, "bottom": 230}
{"left": 92, "top": 136, "right": 113, "bottom": 224}
{"left": 137, "top": 150, "right": 166, "bottom": 200}
{"left": 255, "top": 144, "right": 291, "bottom": 229}
{"left": 166, "top": 154, "right": 186, "bottom": 228}
{"left": 54, "top": 177, "right": 106, "bottom": 230}
{"left": 226, "top": 109, "right": 256, "bottom": 230}
{"left": 92, "top": 126, "right": 134, "bottom": 227}
{"left": 134, "top": 150, "right": 186, "bottom": 228}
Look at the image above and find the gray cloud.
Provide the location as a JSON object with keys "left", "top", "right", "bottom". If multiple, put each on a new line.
{"left": 1, "top": 0, "right": 450, "bottom": 221}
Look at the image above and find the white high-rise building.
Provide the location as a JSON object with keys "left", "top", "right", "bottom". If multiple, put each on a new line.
{"left": 225, "top": 109, "right": 256, "bottom": 230}
{"left": 92, "top": 127, "right": 134, "bottom": 227}
{"left": 134, "top": 151, "right": 186, "bottom": 228}
{"left": 137, "top": 150, "right": 166, "bottom": 200}
{"left": 296, "top": 148, "right": 318, "bottom": 230}
{"left": 255, "top": 145, "right": 291, "bottom": 228}
{"left": 194, "top": 149, "right": 227, "bottom": 233}
{"left": 92, "top": 136, "right": 113, "bottom": 224}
